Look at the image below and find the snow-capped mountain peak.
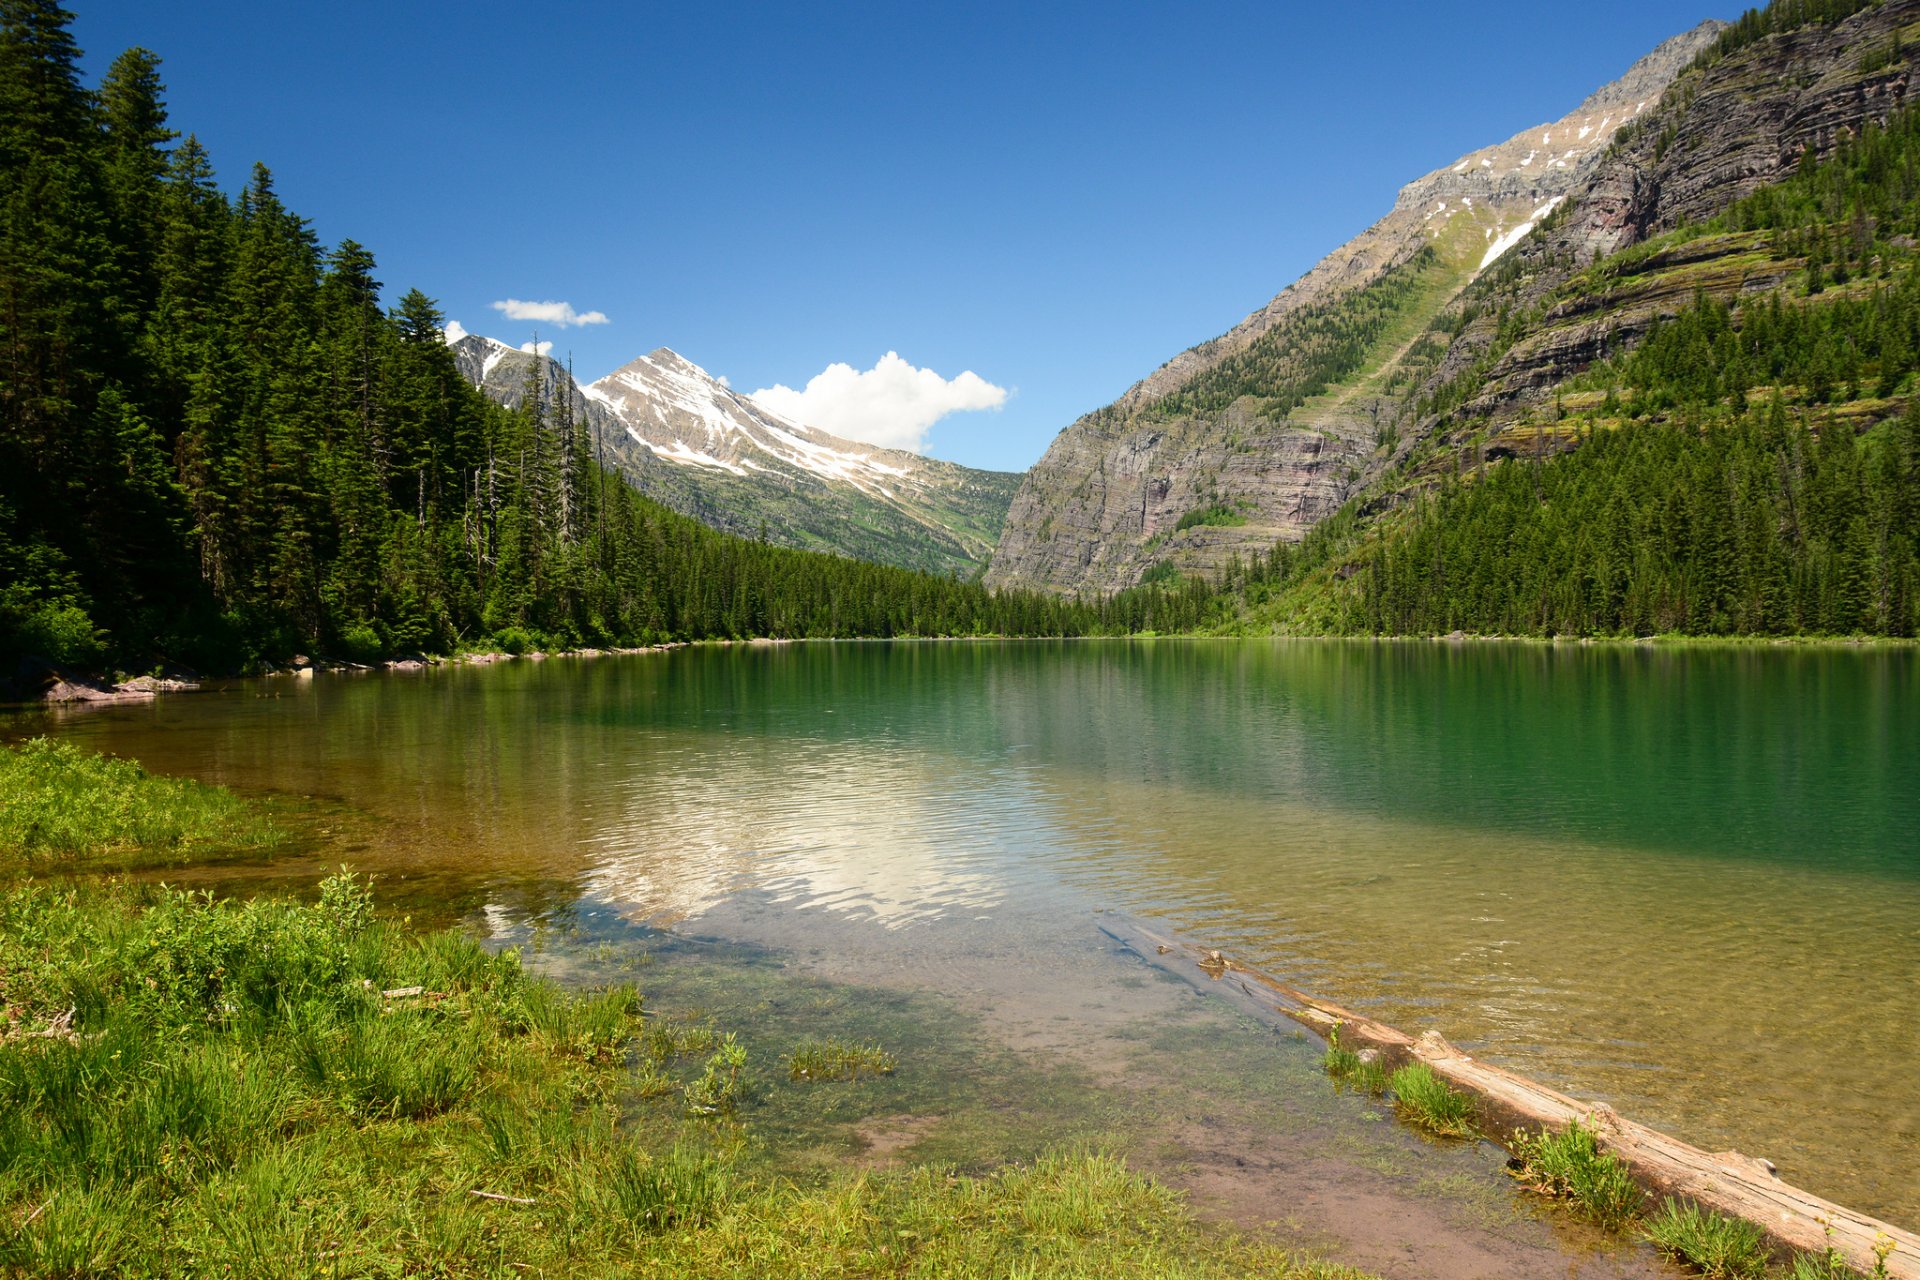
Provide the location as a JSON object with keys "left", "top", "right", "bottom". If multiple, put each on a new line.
{"left": 445, "top": 331, "right": 1022, "bottom": 576}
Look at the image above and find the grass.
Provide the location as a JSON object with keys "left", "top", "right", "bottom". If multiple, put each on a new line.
{"left": 787, "top": 1037, "right": 898, "bottom": 1082}
{"left": 1322, "top": 1027, "right": 1388, "bottom": 1095}
{"left": 0, "top": 874, "right": 1388, "bottom": 1278}
{"left": 1385, "top": 1062, "right": 1478, "bottom": 1138}
{"left": 1508, "top": 1120, "right": 1643, "bottom": 1231}
{"left": 1644, "top": 1200, "right": 1774, "bottom": 1280}
{"left": 0, "top": 741, "right": 1384, "bottom": 1279}
{"left": 1785, "top": 1246, "right": 1865, "bottom": 1280}
{"left": 0, "top": 736, "right": 283, "bottom": 871}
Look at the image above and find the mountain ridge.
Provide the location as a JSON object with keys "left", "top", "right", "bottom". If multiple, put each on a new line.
{"left": 984, "top": 19, "right": 1728, "bottom": 595}
{"left": 447, "top": 334, "right": 1022, "bottom": 576}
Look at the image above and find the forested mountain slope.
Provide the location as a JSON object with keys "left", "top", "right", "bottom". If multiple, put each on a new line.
{"left": 0, "top": 4, "right": 1200, "bottom": 679}
{"left": 450, "top": 334, "right": 1021, "bottom": 578}
{"left": 984, "top": 20, "right": 1725, "bottom": 596}
{"left": 1204, "top": 0, "right": 1920, "bottom": 637}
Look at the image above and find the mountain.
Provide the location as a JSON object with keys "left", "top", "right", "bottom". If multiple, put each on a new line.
{"left": 985, "top": 20, "right": 1727, "bottom": 595}
{"left": 448, "top": 335, "right": 1021, "bottom": 577}
{"left": 1123, "top": 0, "right": 1920, "bottom": 639}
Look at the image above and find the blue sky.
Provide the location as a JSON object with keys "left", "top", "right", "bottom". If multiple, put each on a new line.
{"left": 73, "top": 1, "right": 1734, "bottom": 473}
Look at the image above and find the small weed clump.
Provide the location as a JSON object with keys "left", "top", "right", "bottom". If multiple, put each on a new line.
{"left": 1509, "top": 1119, "right": 1643, "bottom": 1231}
{"left": 1644, "top": 1199, "right": 1773, "bottom": 1280}
{"left": 1387, "top": 1062, "right": 1478, "bottom": 1138}
{"left": 682, "top": 1034, "right": 750, "bottom": 1116}
{"left": 1322, "top": 1027, "right": 1388, "bottom": 1094}
{"left": 1786, "top": 1247, "right": 1864, "bottom": 1279}
{"left": 0, "top": 737, "right": 283, "bottom": 869}
{"left": 787, "top": 1037, "right": 898, "bottom": 1083}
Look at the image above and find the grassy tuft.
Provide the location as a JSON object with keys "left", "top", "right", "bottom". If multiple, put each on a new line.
{"left": 0, "top": 737, "right": 282, "bottom": 870}
{"left": 787, "top": 1036, "right": 898, "bottom": 1083}
{"left": 1785, "top": 1246, "right": 1866, "bottom": 1279}
{"left": 1509, "top": 1119, "right": 1643, "bottom": 1231}
{"left": 1644, "top": 1199, "right": 1773, "bottom": 1280}
{"left": 1387, "top": 1062, "right": 1478, "bottom": 1138}
{"left": 1323, "top": 1028, "right": 1389, "bottom": 1095}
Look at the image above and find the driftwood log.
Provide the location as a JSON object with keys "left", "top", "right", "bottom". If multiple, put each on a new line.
{"left": 1099, "top": 915, "right": 1917, "bottom": 1279}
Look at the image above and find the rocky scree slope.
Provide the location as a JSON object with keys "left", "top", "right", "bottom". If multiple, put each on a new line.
{"left": 450, "top": 334, "right": 1021, "bottom": 577}
{"left": 984, "top": 20, "right": 1725, "bottom": 596}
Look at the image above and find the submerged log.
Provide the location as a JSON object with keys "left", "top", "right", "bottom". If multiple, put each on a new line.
{"left": 1098, "top": 915, "right": 1918, "bottom": 1279}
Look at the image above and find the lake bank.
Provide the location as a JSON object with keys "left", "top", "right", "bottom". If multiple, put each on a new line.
{"left": 5, "top": 639, "right": 1913, "bottom": 1236}
{"left": 0, "top": 746, "right": 1391, "bottom": 1279}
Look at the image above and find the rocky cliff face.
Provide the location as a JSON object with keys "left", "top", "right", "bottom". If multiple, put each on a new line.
{"left": 448, "top": 335, "right": 1021, "bottom": 576}
{"left": 985, "top": 21, "right": 1726, "bottom": 596}
{"left": 1412, "top": 0, "right": 1920, "bottom": 435}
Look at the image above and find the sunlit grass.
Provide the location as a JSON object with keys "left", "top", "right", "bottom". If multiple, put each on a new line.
{"left": 1508, "top": 1119, "right": 1643, "bottom": 1231}
{"left": 1644, "top": 1199, "right": 1773, "bottom": 1280}
{"left": 0, "top": 736, "right": 282, "bottom": 870}
{"left": 1323, "top": 1027, "right": 1389, "bottom": 1095}
{"left": 1386, "top": 1062, "right": 1478, "bottom": 1138}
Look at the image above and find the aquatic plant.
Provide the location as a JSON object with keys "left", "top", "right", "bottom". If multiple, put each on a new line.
{"left": 786, "top": 1037, "right": 898, "bottom": 1083}
{"left": 1322, "top": 1026, "right": 1388, "bottom": 1094}
{"left": 1508, "top": 1119, "right": 1643, "bottom": 1231}
{"left": 1644, "top": 1199, "right": 1772, "bottom": 1280}
{"left": 1386, "top": 1062, "right": 1478, "bottom": 1138}
{"left": 682, "top": 1033, "right": 750, "bottom": 1116}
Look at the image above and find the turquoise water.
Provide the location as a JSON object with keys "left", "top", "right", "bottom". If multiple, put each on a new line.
{"left": 19, "top": 639, "right": 1918, "bottom": 1225}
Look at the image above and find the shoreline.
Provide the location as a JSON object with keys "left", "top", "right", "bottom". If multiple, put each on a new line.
{"left": 1102, "top": 915, "right": 1918, "bottom": 1278}
{"left": 15, "top": 628, "right": 1916, "bottom": 708}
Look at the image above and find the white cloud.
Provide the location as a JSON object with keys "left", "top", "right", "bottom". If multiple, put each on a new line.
{"left": 520, "top": 339, "right": 553, "bottom": 357}
{"left": 749, "top": 352, "right": 1007, "bottom": 453}
{"left": 489, "top": 298, "right": 609, "bottom": 328}
{"left": 442, "top": 319, "right": 469, "bottom": 345}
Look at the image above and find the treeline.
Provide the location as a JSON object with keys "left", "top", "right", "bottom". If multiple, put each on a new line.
{"left": 1689, "top": 0, "right": 1881, "bottom": 72}
{"left": 1598, "top": 274, "right": 1920, "bottom": 413}
{"left": 1358, "top": 404, "right": 1920, "bottom": 636}
{"left": 0, "top": 4, "right": 1212, "bottom": 669}
{"left": 1148, "top": 248, "right": 1442, "bottom": 422}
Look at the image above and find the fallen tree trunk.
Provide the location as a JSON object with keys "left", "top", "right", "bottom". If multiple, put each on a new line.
{"left": 1098, "top": 914, "right": 1917, "bottom": 1279}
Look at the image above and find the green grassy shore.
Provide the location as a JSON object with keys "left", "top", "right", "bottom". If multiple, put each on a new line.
{"left": 0, "top": 738, "right": 1373, "bottom": 1279}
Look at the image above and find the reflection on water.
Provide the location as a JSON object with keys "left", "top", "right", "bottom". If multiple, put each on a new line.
{"left": 13, "top": 639, "right": 1917, "bottom": 1227}
{"left": 581, "top": 733, "right": 1014, "bottom": 927}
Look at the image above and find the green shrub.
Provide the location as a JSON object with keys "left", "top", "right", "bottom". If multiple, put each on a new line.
{"left": 338, "top": 622, "right": 384, "bottom": 662}
{"left": 10, "top": 598, "right": 105, "bottom": 664}
{"left": 491, "top": 626, "right": 536, "bottom": 656}
{"left": 1174, "top": 503, "right": 1249, "bottom": 532}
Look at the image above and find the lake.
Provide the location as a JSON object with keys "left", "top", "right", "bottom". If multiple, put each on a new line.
{"left": 16, "top": 639, "right": 1918, "bottom": 1229}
